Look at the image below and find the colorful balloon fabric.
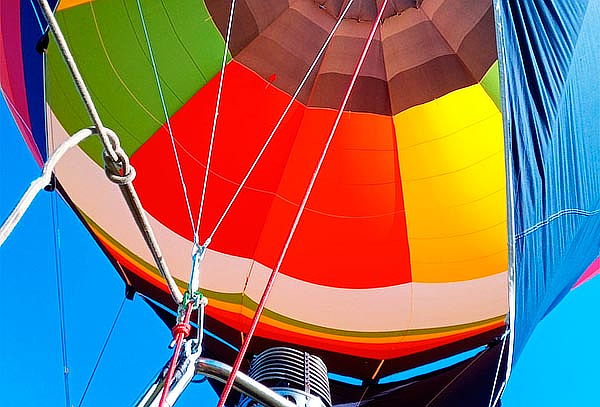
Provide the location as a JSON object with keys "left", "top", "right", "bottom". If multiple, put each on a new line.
{"left": 2, "top": 0, "right": 599, "bottom": 406}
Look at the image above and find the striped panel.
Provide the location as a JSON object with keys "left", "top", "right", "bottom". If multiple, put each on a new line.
{"left": 208, "top": 0, "right": 497, "bottom": 115}
{"left": 47, "top": 105, "right": 507, "bottom": 360}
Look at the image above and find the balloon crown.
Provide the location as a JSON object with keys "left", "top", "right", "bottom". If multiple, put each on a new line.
{"left": 315, "top": 0, "right": 423, "bottom": 22}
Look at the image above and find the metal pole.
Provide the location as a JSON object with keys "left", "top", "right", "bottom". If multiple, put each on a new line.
{"left": 196, "top": 358, "right": 297, "bottom": 407}
{"left": 135, "top": 356, "right": 296, "bottom": 407}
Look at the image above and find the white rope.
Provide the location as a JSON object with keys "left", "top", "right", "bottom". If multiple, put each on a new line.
{"left": 36, "top": 0, "right": 117, "bottom": 161}
{"left": 0, "top": 128, "right": 94, "bottom": 247}
{"left": 190, "top": 0, "right": 355, "bottom": 301}
{"left": 491, "top": 380, "right": 507, "bottom": 407}
{"left": 487, "top": 332, "right": 509, "bottom": 407}
{"left": 37, "top": 0, "right": 183, "bottom": 304}
{"left": 134, "top": 0, "right": 195, "bottom": 235}
{"left": 257, "top": 0, "right": 388, "bottom": 311}
{"left": 266, "top": 0, "right": 387, "bottom": 275}
{"left": 195, "top": 0, "right": 238, "bottom": 243}
{"left": 202, "top": 0, "right": 357, "bottom": 247}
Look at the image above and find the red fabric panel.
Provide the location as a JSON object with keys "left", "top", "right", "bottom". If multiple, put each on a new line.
{"left": 132, "top": 61, "right": 411, "bottom": 288}
{"left": 208, "top": 305, "right": 505, "bottom": 360}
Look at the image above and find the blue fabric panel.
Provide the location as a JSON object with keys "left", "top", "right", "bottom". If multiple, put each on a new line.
{"left": 496, "top": 0, "right": 600, "bottom": 360}
{"left": 19, "top": 0, "right": 58, "bottom": 161}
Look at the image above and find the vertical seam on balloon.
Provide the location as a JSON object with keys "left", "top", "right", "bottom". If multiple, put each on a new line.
{"left": 420, "top": 3, "right": 492, "bottom": 87}
{"left": 388, "top": 111, "right": 415, "bottom": 342}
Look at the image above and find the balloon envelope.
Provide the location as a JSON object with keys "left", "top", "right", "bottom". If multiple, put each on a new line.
{"left": 1, "top": 0, "right": 599, "bottom": 406}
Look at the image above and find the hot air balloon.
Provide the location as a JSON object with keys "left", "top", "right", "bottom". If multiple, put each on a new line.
{"left": 1, "top": 0, "right": 599, "bottom": 406}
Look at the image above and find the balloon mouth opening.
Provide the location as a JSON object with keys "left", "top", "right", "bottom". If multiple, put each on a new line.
{"left": 315, "top": 0, "right": 423, "bottom": 23}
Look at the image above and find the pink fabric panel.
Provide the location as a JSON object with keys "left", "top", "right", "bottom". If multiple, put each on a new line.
{"left": 0, "top": 0, "right": 43, "bottom": 166}
{"left": 573, "top": 256, "right": 600, "bottom": 289}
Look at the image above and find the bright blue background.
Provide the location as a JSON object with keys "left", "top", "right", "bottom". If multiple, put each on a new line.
{"left": 0, "top": 97, "right": 598, "bottom": 406}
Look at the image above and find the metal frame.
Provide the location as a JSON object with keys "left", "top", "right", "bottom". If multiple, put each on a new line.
{"left": 196, "top": 358, "right": 297, "bottom": 407}
{"left": 135, "top": 353, "right": 297, "bottom": 407}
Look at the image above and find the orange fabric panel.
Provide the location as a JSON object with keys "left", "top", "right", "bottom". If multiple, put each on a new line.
{"left": 131, "top": 61, "right": 412, "bottom": 288}
{"left": 57, "top": 0, "right": 94, "bottom": 11}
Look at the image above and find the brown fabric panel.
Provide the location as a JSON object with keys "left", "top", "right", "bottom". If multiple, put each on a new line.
{"left": 316, "top": 35, "right": 387, "bottom": 80}
{"left": 456, "top": 6, "right": 497, "bottom": 80}
{"left": 294, "top": 0, "right": 338, "bottom": 32}
{"left": 205, "top": 0, "right": 496, "bottom": 115}
{"left": 309, "top": 72, "right": 392, "bottom": 115}
{"left": 424, "top": 0, "right": 492, "bottom": 52}
{"left": 246, "top": 0, "right": 290, "bottom": 31}
{"left": 316, "top": 0, "right": 420, "bottom": 21}
{"left": 236, "top": 5, "right": 389, "bottom": 110}
{"left": 420, "top": 0, "right": 496, "bottom": 81}
{"left": 382, "top": 14, "right": 455, "bottom": 78}
{"left": 421, "top": 0, "right": 446, "bottom": 17}
{"left": 205, "top": 0, "right": 289, "bottom": 56}
{"left": 380, "top": 6, "right": 429, "bottom": 39}
{"left": 388, "top": 54, "right": 475, "bottom": 114}
{"left": 236, "top": 8, "right": 330, "bottom": 104}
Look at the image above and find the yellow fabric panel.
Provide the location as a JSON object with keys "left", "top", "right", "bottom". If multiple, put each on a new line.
{"left": 394, "top": 84, "right": 507, "bottom": 282}
{"left": 57, "top": 0, "right": 94, "bottom": 11}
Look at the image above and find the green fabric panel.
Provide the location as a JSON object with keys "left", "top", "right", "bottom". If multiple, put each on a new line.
{"left": 46, "top": 0, "right": 229, "bottom": 165}
{"left": 480, "top": 61, "right": 501, "bottom": 110}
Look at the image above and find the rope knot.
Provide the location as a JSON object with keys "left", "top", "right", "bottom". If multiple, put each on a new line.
{"left": 172, "top": 322, "right": 192, "bottom": 339}
{"left": 102, "top": 129, "right": 137, "bottom": 185}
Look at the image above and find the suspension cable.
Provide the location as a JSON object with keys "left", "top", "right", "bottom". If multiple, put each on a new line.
{"left": 36, "top": 0, "right": 183, "bottom": 304}
{"left": 216, "top": 3, "right": 390, "bottom": 406}
{"left": 186, "top": 0, "right": 356, "bottom": 337}
{"left": 195, "top": 0, "right": 238, "bottom": 243}
{"left": 487, "top": 331, "right": 509, "bottom": 407}
{"left": 200, "top": 0, "right": 357, "bottom": 248}
{"left": 50, "top": 191, "right": 71, "bottom": 407}
{"left": 78, "top": 296, "right": 127, "bottom": 407}
{"left": 134, "top": 0, "right": 196, "bottom": 236}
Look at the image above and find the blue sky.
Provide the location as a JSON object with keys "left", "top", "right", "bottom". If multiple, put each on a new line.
{"left": 1, "top": 97, "right": 599, "bottom": 407}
